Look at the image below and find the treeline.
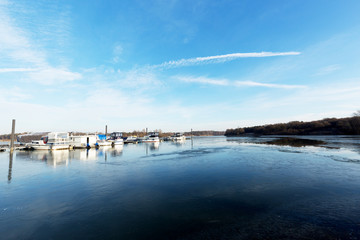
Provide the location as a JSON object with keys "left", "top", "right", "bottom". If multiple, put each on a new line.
{"left": 0, "top": 133, "right": 24, "bottom": 141}
{"left": 225, "top": 116, "right": 360, "bottom": 136}
{"left": 184, "top": 130, "right": 225, "bottom": 136}
{"left": 123, "top": 130, "right": 224, "bottom": 137}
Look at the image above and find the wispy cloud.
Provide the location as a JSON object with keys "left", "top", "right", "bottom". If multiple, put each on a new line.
{"left": 234, "top": 80, "right": 305, "bottom": 89}
{"left": 176, "top": 76, "right": 305, "bottom": 89}
{"left": 28, "top": 68, "right": 82, "bottom": 85}
{"left": 0, "top": 86, "right": 31, "bottom": 101}
{"left": 177, "top": 76, "right": 228, "bottom": 86}
{"left": 0, "top": 68, "right": 37, "bottom": 73}
{"left": 0, "top": 2, "right": 81, "bottom": 85}
{"left": 112, "top": 43, "right": 123, "bottom": 63}
{"left": 314, "top": 64, "right": 341, "bottom": 76}
{"left": 156, "top": 51, "right": 301, "bottom": 68}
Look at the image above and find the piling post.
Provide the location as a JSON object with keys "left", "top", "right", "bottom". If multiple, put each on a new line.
{"left": 10, "top": 119, "right": 15, "bottom": 152}
{"left": 191, "top": 128, "right": 193, "bottom": 149}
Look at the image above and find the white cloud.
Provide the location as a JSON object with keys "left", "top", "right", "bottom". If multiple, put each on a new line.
{"left": 234, "top": 80, "right": 305, "bottom": 89}
{"left": 156, "top": 51, "right": 301, "bottom": 68}
{"left": 176, "top": 75, "right": 305, "bottom": 89}
{"left": 230, "top": 80, "right": 360, "bottom": 118}
{"left": 0, "top": 68, "right": 37, "bottom": 73}
{"left": 177, "top": 76, "right": 228, "bottom": 86}
{"left": 27, "top": 68, "right": 82, "bottom": 85}
{"left": 116, "top": 68, "right": 162, "bottom": 90}
{"left": 112, "top": 43, "right": 123, "bottom": 63}
{"left": 0, "top": 2, "right": 79, "bottom": 86}
{"left": 0, "top": 6, "right": 47, "bottom": 67}
{"left": 0, "top": 86, "right": 31, "bottom": 101}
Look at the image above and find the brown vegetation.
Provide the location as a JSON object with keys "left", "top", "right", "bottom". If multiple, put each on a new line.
{"left": 225, "top": 116, "right": 360, "bottom": 136}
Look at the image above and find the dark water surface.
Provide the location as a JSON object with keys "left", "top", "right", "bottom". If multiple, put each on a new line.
{"left": 1, "top": 136, "right": 360, "bottom": 239}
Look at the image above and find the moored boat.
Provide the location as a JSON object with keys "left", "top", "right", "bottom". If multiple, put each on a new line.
{"left": 170, "top": 132, "right": 186, "bottom": 142}
{"left": 32, "top": 132, "right": 70, "bottom": 150}
{"left": 124, "top": 136, "right": 138, "bottom": 144}
{"left": 70, "top": 135, "right": 97, "bottom": 149}
{"left": 108, "top": 132, "right": 124, "bottom": 146}
{"left": 142, "top": 132, "right": 160, "bottom": 143}
{"left": 96, "top": 134, "right": 112, "bottom": 147}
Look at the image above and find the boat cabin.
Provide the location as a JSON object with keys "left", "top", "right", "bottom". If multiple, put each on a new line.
{"left": 110, "top": 132, "right": 123, "bottom": 140}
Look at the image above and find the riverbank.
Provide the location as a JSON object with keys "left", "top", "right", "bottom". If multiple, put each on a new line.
{"left": 225, "top": 116, "right": 360, "bottom": 136}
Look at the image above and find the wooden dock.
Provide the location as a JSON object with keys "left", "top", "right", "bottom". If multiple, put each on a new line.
{"left": 0, "top": 145, "right": 28, "bottom": 151}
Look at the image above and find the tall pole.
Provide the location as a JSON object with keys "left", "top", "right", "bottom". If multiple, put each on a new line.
{"left": 105, "top": 125, "right": 108, "bottom": 137}
{"left": 10, "top": 119, "right": 15, "bottom": 153}
{"left": 191, "top": 128, "right": 193, "bottom": 149}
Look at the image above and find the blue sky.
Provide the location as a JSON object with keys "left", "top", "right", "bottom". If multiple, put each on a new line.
{"left": 1, "top": 0, "right": 360, "bottom": 133}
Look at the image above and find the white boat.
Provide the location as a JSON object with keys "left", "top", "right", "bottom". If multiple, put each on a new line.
{"left": 28, "top": 136, "right": 48, "bottom": 150}
{"left": 96, "top": 134, "right": 112, "bottom": 147}
{"left": 142, "top": 132, "right": 160, "bottom": 143}
{"left": 70, "top": 135, "right": 97, "bottom": 149}
{"left": 32, "top": 132, "right": 70, "bottom": 150}
{"left": 170, "top": 132, "right": 186, "bottom": 142}
{"left": 108, "top": 132, "right": 124, "bottom": 146}
{"left": 124, "top": 136, "right": 138, "bottom": 144}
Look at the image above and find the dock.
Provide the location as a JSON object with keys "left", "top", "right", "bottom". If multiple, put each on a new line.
{"left": 0, "top": 144, "right": 28, "bottom": 151}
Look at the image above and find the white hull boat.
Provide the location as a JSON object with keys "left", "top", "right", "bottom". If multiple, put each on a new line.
{"left": 143, "top": 137, "right": 159, "bottom": 143}
{"left": 70, "top": 135, "right": 97, "bottom": 149}
{"left": 31, "top": 133, "right": 70, "bottom": 151}
{"left": 143, "top": 132, "right": 160, "bottom": 143}
{"left": 170, "top": 133, "right": 186, "bottom": 142}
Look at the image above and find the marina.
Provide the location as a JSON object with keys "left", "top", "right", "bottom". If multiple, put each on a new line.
{"left": 1, "top": 0, "right": 360, "bottom": 239}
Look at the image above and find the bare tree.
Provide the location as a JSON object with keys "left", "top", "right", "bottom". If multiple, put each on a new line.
{"left": 353, "top": 110, "right": 360, "bottom": 117}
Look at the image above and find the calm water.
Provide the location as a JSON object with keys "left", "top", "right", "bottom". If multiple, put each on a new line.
{"left": 1, "top": 136, "right": 360, "bottom": 239}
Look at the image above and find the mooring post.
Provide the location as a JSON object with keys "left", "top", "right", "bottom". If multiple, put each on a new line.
{"left": 105, "top": 125, "right": 108, "bottom": 138}
{"left": 191, "top": 128, "right": 193, "bottom": 149}
{"left": 10, "top": 119, "right": 15, "bottom": 152}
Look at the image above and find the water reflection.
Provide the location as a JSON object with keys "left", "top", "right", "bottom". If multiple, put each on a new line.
{"left": 16, "top": 150, "right": 70, "bottom": 166}
{"left": 8, "top": 152, "right": 13, "bottom": 183}
{"left": 110, "top": 145, "right": 124, "bottom": 157}
{"left": 144, "top": 142, "right": 160, "bottom": 155}
{"left": 70, "top": 149, "right": 98, "bottom": 161}
{"left": 171, "top": 140, "right": 186, "bottom": 147}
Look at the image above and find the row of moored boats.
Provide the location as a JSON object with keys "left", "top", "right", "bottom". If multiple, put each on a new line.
{"left": 26, "top": 132, "right": 186, "bottom": 150}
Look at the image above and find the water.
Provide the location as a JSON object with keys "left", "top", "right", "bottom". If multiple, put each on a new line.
{"left": 1, "top": 136, "right": 360, "bottom": 239}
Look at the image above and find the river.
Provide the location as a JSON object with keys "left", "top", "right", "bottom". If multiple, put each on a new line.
{"left": 1, "top": 136, "right": 360, "bottom": 239}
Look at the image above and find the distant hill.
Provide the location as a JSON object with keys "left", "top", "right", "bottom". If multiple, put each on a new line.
{"left": 225, "top": 116, "right": 360, "bottom": 136}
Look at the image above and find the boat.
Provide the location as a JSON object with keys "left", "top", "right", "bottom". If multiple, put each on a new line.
{"left": 28, "top": 136, "right": 48, "bottom": 150}
{"left": 142, "top": 132, "right": 160, "bottom": 143}
{"left": 70, "top": 135, "right": 97, "bottom": 149}
{"left": 170, "top": 132, "right": 186, "bottom": 142}
{"left": 108, "top": 132, "right": 124, "bottom": 146}
{"left": 47, "top": 132, "right": 71, "bottom": 150}
{"left": 96, "top": 134, "right": 112, "bottom": 147}
{"left": 32, "top": 132, "right": 70, "bottom": 150}
{"left": 123, "top": 136, "right": 138, "bottom": 144}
